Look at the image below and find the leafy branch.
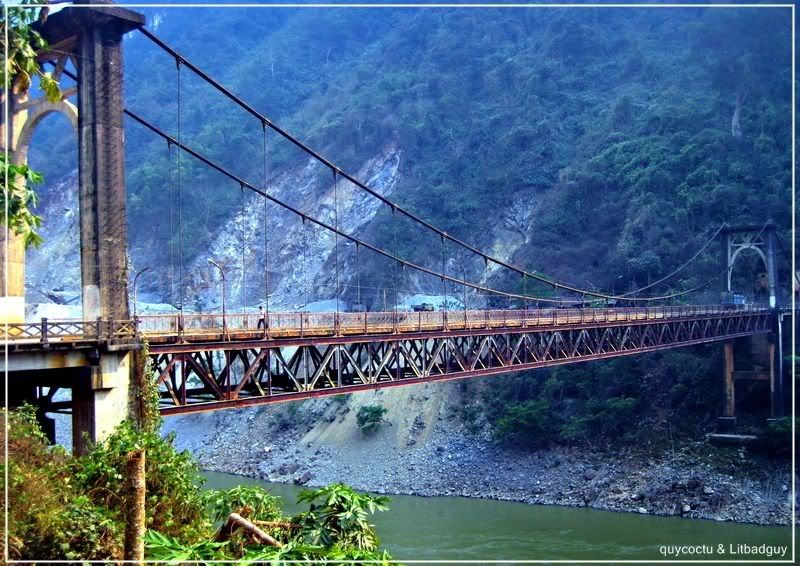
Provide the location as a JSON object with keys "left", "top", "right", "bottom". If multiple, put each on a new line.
{"left": 1, "top": 1, "right": 60, "bottom": 248}
{"left": 0, "top": 154, "right": 43, "bottom": 248}
{"left": 0, "top": 1, "right": 61, "bottom": 102}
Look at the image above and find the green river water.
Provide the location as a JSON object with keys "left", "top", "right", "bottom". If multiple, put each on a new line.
{"left": 203, "top": 471, "right": 793, "bottom": 562}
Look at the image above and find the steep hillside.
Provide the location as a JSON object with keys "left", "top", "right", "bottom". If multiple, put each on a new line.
{"left": 26, "top": 6, "right": 793, "bottom": 517}
{"left": 30, "top": 7, "right": 792, "bottom": 301}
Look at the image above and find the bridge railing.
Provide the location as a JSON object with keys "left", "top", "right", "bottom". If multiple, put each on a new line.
{"left": 1, "top": 317, "right": 140, "bottom": 344}
{"left": 134, "top": 304, "right": 764, "bottom": 338}
{"left": 2, "top": 304, "right": 766, "bottom": 344}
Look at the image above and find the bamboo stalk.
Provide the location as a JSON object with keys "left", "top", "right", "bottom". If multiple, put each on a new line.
{"left": 123, "top": 450, "right": 146, "bottom": 563}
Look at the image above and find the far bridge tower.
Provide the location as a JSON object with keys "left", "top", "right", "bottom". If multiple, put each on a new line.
{"left": 718, "top": 223, "right": 785, "bottom": 431}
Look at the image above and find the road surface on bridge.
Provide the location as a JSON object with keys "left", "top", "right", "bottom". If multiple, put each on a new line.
{"left": 3, "top": 305, "right": 764, "bottom": 347}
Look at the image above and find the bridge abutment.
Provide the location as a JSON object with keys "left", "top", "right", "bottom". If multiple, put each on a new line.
{"left": 72, "top": 352, "right": 133, "bottom": 455}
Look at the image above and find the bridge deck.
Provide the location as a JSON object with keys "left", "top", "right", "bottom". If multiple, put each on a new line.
{"left": 143, "top": 306, "right": 769, "bottom": 414}
{"left": 3, "top": 305, "right": 762, "bottom": 349}
{"left": 3, "top": 306, "right": 773, "bottom": 415}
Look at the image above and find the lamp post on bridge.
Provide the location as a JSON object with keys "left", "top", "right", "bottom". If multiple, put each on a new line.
{"left": 132, "top": 266, "right": 150, "bottom": 321}
{"left": 611, "top": 275, "right": 623, "bottom": 296}
{"left": 207, "top": 259, "right": 228, "bottom": 339}
{"left": 452, "top": 256, "right": 469, "bottom": 324}
{"left": 611, "top": 275, "right": 624, "bottom": 307}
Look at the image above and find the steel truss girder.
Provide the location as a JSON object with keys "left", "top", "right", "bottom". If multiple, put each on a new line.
{"left": 156, "top": 312, "right": 771, "bottom": 415}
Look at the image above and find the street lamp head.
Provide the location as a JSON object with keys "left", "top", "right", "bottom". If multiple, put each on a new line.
{"left": 207, "top": 259, "right": 226, "bottom": 276}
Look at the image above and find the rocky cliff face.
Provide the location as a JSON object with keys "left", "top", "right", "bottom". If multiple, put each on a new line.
{"left": 187, "top": 145, "right": 401, "bottom": 312}
{"left": 25, "top": 145, "right": 402, "bottom": 316}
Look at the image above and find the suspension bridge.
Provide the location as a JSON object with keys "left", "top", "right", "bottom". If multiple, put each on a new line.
{"left": 1, "top": 3, "right": 792, "bottom": 453}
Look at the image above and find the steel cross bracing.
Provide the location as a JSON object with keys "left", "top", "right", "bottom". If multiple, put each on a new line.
{"left": 144, "top": 306, "right": 772, "bottom": 415}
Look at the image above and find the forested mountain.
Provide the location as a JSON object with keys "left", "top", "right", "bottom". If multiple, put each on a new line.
{"left": 28, "top": 5, "right": 793, "bottom": 443}
{"left": 33, "top": 5, "right": 793, "bottom": 300}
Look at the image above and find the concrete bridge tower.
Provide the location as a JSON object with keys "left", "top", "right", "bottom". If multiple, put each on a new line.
{"left": 2, "top": 2, "right": 144, "bottom": 453}
{"left": 718, "top": 223, "right": 785, "bottom": 430}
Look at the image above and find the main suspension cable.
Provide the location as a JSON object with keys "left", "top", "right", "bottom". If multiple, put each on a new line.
{"left": 619, "top": 224, "right": 726, "bottom": 297}
{"left": 57, "top": 42, "right": 721, "bottom": 305}
{"left": 124, "top": 108, "right": 717, "bottom": 304}
{"left": 136, "top": 28, "right": 706, "bottom": 303}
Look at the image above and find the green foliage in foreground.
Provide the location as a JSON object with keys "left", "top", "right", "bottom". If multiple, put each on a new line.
{"left": 145, "top": 531, "right": 393, "bottom": 564}
{"left": 3, "top": 405, "right": 394, "bottom": 562}
{"left": 0, "top": 154, "right": 44, "bottom": 248}
{"left": 1, "top": 0, "right": 63, "bottom": 249}
{"left": 2, "top": 405, "right": 124, "bottom": 560}
{"left": 356, "top": 403, "right": 390, "bottom": 434}
{"left": 204, "top": 484, "right": 284, "bottom": 524}
{"left": 295, "top": 483, "right": 390, "bottom": 551}
{"left": 73, "top": 421, "right": 210, "bottom": 542}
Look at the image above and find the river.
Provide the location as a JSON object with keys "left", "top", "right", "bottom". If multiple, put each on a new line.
{"left": 203, "top": 471, "right": 793, "bottom": 561}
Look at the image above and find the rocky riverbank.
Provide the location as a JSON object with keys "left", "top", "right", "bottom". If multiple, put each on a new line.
{"left": 164, "top": 382, "right": 793, "bottom": 527}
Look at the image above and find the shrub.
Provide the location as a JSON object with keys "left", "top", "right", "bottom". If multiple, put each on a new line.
{"left": 203, "top": 485, "right": 283, "bottom": 523}
{"left": 356, "top": 404, "right": 389, "bottom": 434}
{"left": 494, "top": 399, "right": 557, "bottom": 448}
{"left": 293, "top": 483, "right": 390, "bottom": 551}
{"left": 73, "top": 421, "right": 211, "bottom": 542}
{"left": 3, "top": 405, "right": 397, "bottom": 562}
{"left": 764, "top": 416, "right": 794, "bottom": 453}
{"left": 559, "top": 396, "right": 639, "bottom": 444}
{"left": 2, "top": 405, "right": 122, "bottom": 560}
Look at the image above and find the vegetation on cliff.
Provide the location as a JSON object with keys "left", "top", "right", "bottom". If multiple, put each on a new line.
{"left": 30, "top": 7, "right": 791, "bottom": 297}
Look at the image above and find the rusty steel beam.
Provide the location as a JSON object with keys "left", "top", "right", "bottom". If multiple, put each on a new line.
{"left": 156, "top": 311, "right": 771, "bottom": 415}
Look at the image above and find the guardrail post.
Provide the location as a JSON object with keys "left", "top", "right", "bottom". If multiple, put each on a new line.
{"left": 40, "top": 318, "right": 48, "bottom": 345}
{"left": 96, "top": 317, "right": 103, "bottom": 339}
{"left": 109, "top": 317, "right": 115, "bottom": 341}
{"left": 300, "top": 312, "right": 304, "bottom": 338}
